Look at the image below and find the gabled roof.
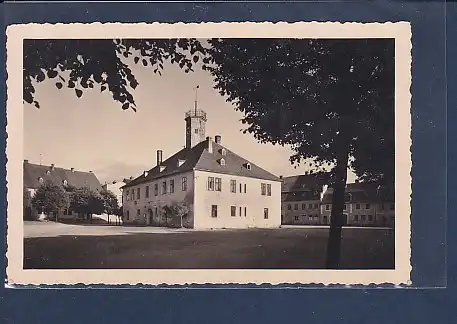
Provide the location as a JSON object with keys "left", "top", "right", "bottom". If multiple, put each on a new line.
{"left": 122, "top": 139, "right": 280, "bottom": 188}
{"left": 321, "top": 182, "right": 394, "bottom": 203}
{"left": 23, "top": 161, "right": 102, "bottom": 191}
{"left": 281, "top": 191, "right": 321, "bottom": 202}
{"left": 281, "top": 172, "right": 330, "bottom": 193}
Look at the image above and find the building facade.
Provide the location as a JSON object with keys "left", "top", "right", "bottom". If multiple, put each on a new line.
{"left": 23, "top": 160, "right": 103, "bottom": 220}
{"left": 320, "top": 182, "right": 395, "bottom": 227}
{"left": 281, "top": 173, "right": 328, "bottom": 225}
{"left": 121, "top": 109, "right": 282, "bottom": 229}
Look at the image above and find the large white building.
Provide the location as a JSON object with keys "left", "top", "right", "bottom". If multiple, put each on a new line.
{"left": 121, "top": 109, "right": 282, "bottom": 229}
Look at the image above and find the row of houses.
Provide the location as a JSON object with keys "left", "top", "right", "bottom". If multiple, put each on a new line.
{"left": 23, "top": 108, "right": 394, "bottom": 229}
{"left": 281, "top": 174, "right": 395, "bottom": 227}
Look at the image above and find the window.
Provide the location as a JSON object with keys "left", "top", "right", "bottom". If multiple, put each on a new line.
{"left": 136, "top": 188, "right": 140, "bottom": 199}
{"left": 137, "top": 209, "right": 140, "bottom": 216}
{"left": 239, "top": 206, "right": 242, "bottom": 216}
{"left": 211, "top": 205, "right": 218, "bottom": 217}
{"left": 246, "top": 163, "right": 252, "bottom": 170}
{"left": 244, "top": 207, "right": 247, "bottom": 217}
{"left": 368, "top": 215, "right": 373, "bottom": 221}
{"left": 162, "top": 181, "right": 167, "bottom": 194}
{"left": 314, "top": 204, "right": 319, "bottom": 209}
{"left": 343, "top": 204, "right": 347, "bottom": 210}
{"left": 182, "top": 177, "right": 187, "bottom": 191}
{"left": 154, "top": 183, "right": 159, "bottom": 196}
{"left": 131, "top": 190, "right": 135, "bottom": 201}
{"left": 38, "top": 177, "right": 44, "bottom": 184}
{"left": 126, "top": 190, "right": 130, "bottom": 201}
{"left": 294, "top": 216, "right": 299, "bottom": 221}
{"left": 356, "top": 204, "right": 361, "bottom": 210}
{"left": 264, "top": 208, "right": 269, "bottom": 219}
{"left": 261, "top": 183, "right": 266, "bottom": 195}
{"left": 194, "top": 129, "right": 199, "bottom": 134}
{"left": 361, "top": 215, "right": 366, "bottom": 221}
{"left": 145, "top": 186, "right": 149, "bottom": 198}
{"left": 126, "top": 210, "right": 130, "bottom": 220}
{"left": 231, "top": 206, "right": 236, "bottom": 217}
{"left": 170, "top": 179, "right": 175, "bottom": 193}
{"left": 354, "top": 215, "right": 359, "bottom": 221}
{"left": 302, "top": 203, "right": 306, "bottom": 210}
{"left": 287, "top": 204, "right": 292, "bottom": 210}
{"left": 230, "top": 180, "right": 236, "bottom": 193}
{"left": 308, "top": 203, "right": 313, "bottom": 209}
{"left": 365, "top": 203, "right": 371, "bottom": 209}
{"left": 244, "top": 184, "right": 247, "bottom": 193}
{"left": 215, "top": 178, "right": 222, "bottom": 191}
{"left": 221, "top": 148, "right": 227, "bottom": 156}
{"left": 220, "top": 158, "right": 226, "bottom": 166}
{"left": 325, "top": 204, "right": 330, "bottom": 211}
{"left": 294, "top": 204, "right": 298, "bottom": 210}
{"left": 267, "top": 184, "right": 272, "bottom": 196}
{"left": 208, "top": 177, "right": 215, "bottom": 191}
{"left": 63, "top": 180, "right": 68, "bottom": 186}
{"left": 63, "top": 209, "right": 68, "bottom": 215}
{"left": 239, "top": 183, "right": 242, "bottom": 193}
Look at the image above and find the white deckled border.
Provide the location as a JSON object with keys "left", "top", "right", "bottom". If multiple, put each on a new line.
{"left": 5, "top": 22, "right": 412, "bottom": 286}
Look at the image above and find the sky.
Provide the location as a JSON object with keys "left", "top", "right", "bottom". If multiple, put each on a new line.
{"left": 24, "top": 47, "right": 356, "bottom": 184}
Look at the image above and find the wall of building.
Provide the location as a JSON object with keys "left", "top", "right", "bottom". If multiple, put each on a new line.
{"left": 122, "top": 171, "right": 195, "bottom": 228}
{"left": 281, "top": 200, "right": 322, "bottom": 225}
{"left": 320, "top": 202, "right": 394, "bottom": 227}
{"left": 194, "top": 170, "right": 281, "bottom": 229}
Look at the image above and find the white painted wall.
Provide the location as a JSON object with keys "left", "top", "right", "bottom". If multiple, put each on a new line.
{"left": 193, "top": 170, "right": 281, "bottom": 229}
{"left": 122, "top": 171, "right": 194, "bottom": 227}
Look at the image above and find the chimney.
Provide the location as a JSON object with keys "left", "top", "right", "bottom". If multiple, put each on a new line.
{"left": 71, "top": 167, "right": 75, "bottom": 172}
{"left": 89, "top": 170, "right": 93, "bottom": 173}
{"left": 50, "top": 164, "right": 55, "bottom": 171}
{"left": 157, "top": 150, "right": 163, "bottom": 166}
{"left": 206, "top": 137, "right": 213, "bottom": 153}
{"left": 279, "top": 175, "right": 283, "bottom": 179}
{"left": 24, "top": 159, "right": 29, "bottom": 164}
{"left": 215, "top": 135, "right": 221, "bottom": 144}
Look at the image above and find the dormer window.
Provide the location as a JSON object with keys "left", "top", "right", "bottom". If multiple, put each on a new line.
{"left": 63, "top": 180, "right": 68, "bottom": 186}
{"left": 220, "top": 148, "right": 227, "bottom": 156}
{"left": 38, "top": 177, "right": 44, "bottom": 184}
{"left": 177, "top": 159, "right": 186, "bottom": 167}
{"left": 219, "top": 158, "right": 226, "bottom": 166}
{"left": 159, "top": 166, "right": 166, "bottom": 172}
{"left": 46, "top": 170, "right": 51, "bottom": 175}
{"left": 244, "top": 163, "right": 251, "bottom": 170}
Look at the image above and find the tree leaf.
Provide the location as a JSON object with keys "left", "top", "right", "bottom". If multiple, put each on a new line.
{"left": 101, "top": 85, "right": 106, "bottom": 92}
{"left": 55, "top": 82, "right": 63, "bottom": 89}
{"left": 33, "top": 101, "right": 40, "bottom": 109}
{"left": 134, "top": 57, "right": 139, "bottom": 64}
{"left": 193, "top": 55, "right": 199, "bottom": 63}
{"left": 47, "top": 70, "right": 58, "bottom": 78}
{"left": 122, "top": 103, "right": 129, "bottom": 110}
{"left": 75, "top": 89, "right": 83, "bottom": 98}
{"left": 142, "top": 59, "right": 148, "bottom": 66}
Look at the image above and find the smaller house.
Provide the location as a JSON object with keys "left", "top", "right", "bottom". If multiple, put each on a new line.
{"left": 321, "top": 181, "right": 395, "bottom": 227}
{"left": 23, "top": 160, "right": 103, "bottom": 221}
{"left": 281, "top": 172, "right": 329, "bottom": 225}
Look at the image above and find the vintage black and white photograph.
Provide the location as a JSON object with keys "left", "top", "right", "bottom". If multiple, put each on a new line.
{"left": 6, "top": 22, "right": 412, "bottom": 285}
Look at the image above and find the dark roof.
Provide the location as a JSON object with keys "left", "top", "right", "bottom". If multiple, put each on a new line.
{"left": 281, "top": 173, "right": 329, "bottom": 192}
{"left": 282, "top": 191, "right": 321, "bottom": 202}
{"left": 322, "top": 182, "right": 394, "bottom": 203}
{"left": 23, "top": 161, "right": 102, "bottom": 191}
{"left": 122, "top": 139, "right": 280, "bottom": 188}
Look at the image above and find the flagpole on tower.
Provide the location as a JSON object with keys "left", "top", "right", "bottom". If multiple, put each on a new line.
{"left": 194, "top": 85, "right": 199, "bottom": 115}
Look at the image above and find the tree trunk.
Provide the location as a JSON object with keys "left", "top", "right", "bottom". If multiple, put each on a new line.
{"left": 107, "top": 214, "right": 110, "bottom": 224}
{"left": 325, "top": 147, "right": 350, "bottom": 269}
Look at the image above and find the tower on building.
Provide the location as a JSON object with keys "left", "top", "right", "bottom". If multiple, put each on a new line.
{"left": 185, "top": 86, "right": 207, "bottom": 148}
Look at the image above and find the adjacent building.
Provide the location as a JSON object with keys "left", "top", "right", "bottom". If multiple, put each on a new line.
{"left": 23, "top": 160, "right": 103, "bottom": 220}
{"left": 321, "top": 182, "right": 395, "bottom": 227}
{"left": 121, "top": 109, "right": 282, "bottom": 229}
{"left": 281, "top": 173, "right": 328, "bottom": 225}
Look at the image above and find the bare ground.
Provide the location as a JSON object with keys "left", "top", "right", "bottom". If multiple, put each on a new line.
{"left": 23, "top": 227, "right": 394, "bottom": 269}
